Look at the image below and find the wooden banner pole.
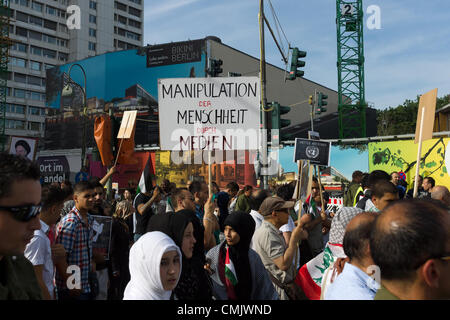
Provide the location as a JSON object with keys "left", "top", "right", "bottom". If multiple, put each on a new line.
{"left": 113, "top": 115, "right": 131, "bottom": 167}
{"left": 413, "top": 106, "right": 426, "bottom": 198}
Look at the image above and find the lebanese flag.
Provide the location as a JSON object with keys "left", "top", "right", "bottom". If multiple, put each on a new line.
{"left": 224, "top": 246, "right": 238, "bottom": 299}
{"left": 295, "top": 242, "right": 345, "bottom": 300}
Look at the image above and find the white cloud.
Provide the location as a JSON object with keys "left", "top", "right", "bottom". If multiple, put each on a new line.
{"left": 144, "top": 0, "right": 203, "bottom": 20}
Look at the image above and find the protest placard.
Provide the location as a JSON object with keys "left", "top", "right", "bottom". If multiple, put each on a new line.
{"left": 158, "top": 77, "right": 260, "bottom": 151}
{"left": 91, "top": 215, "right": 113, "bottom": 260}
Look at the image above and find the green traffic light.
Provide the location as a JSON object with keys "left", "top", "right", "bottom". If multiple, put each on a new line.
{"left": 318, "top": 92, "right": 328, "bottom": 107}
{"left": 288, "top": 47, "right": 306, "bottom": 80}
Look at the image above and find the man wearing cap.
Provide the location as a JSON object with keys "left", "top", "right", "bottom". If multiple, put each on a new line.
{"left": 252, "top": 196, "right": 308, "bottom": 300}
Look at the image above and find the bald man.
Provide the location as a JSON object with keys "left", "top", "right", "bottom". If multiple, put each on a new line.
{"left": 325, "top": 212, "right": 379, "bottom": 300}
{"left": 371, "top": 200, "right": 450, "bottom": 300}
{"left": 431, "top": 186, "right": 450, "bottom": 208}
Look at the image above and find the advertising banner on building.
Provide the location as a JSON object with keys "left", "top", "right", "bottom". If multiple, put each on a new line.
{"left": 369, "top": 137, "right": 450, "bottom": 189}
{"left": 158, "top": 77, "right": 260, "bottom": 151}
{"left": 147, "top": 39, "right": 203, "bottom": 68}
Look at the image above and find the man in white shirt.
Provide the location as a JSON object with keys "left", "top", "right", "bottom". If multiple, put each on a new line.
{"left": 249, "top": 189, "right": 271, "bottom": 232}
{"left": 25, "top": 185, "right": 67, "bottom": 300}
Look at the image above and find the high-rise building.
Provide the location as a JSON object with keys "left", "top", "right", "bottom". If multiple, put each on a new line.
{"left": 5, "top": 0, "right": 143, "bottom": 147}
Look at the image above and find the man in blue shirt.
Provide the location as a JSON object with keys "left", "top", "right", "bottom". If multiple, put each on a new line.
{"left": 325, "top": 212, "right": 379, "bottom": 300}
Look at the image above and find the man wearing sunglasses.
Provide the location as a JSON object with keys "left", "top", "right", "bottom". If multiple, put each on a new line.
{"left": 0, "top": 153, "right": 43, "bottom": 300}
{"left": 371, "top": 199, "right": 450, "bottom": 300}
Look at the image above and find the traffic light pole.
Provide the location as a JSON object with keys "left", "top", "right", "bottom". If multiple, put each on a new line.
{"left": 259, "top": 0, "right": 269, "bottom": 190}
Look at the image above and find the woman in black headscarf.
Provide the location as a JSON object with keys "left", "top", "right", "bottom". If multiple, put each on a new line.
{"left": 205, "top": 211, "right": 279, "bottom": 300}
{"left": 147, "top": 211, "right": 213, "bottom": 300}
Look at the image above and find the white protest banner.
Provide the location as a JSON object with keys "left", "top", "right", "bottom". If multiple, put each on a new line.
{"left": 158, "top": 77, "right": 260, "bottom": 151}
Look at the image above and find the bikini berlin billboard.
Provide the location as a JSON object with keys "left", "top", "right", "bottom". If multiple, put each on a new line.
{"left": 46, "top": 39, "right": 207, "bottom": 111}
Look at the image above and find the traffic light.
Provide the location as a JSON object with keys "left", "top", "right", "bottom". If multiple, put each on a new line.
{"left": 269, "top": 101, "right": 291, "bottom": 142}
{"left": 208, "top": 58, "right": 223, "bottom": 77}
{"left": 288, "top": 47, "right": 306, "bottom": 80}
{"left": 308, "top": 95, "right": 313, "bottom": 105}
{"left": 316, "top": 92, "right": 328, "bottom": 115}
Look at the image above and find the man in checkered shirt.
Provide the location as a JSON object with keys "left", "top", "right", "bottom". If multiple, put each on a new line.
{"left": 55, "top": 181, "right": 95, "bottom": 300}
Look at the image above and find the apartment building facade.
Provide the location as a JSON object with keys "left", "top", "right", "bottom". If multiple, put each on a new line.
{"left": 5, "top": 0, "right": 143, "bottom": 148}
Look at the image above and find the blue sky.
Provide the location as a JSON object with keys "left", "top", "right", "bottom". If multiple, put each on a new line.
{"left": 143, "top": 0, "right": 450, "bottom": 110}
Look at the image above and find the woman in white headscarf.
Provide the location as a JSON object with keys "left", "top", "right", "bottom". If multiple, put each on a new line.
{"left": 123, "top": 231, "right": 182, "bottom": 300}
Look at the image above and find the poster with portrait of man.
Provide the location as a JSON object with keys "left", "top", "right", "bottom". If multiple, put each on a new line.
{"left": 9, "top": 136, "right": 38, "bottom": 161}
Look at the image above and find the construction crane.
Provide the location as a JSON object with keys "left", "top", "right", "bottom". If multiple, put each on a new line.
{"left": 336, "top": 0, "right": 366, "bottom": 139}
{"left": 0, "top": 0, "right": 11, "bottom": 152}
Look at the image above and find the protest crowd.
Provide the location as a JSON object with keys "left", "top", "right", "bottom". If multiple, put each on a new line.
{"left": 0, "top": 152, "right": 449, "bottom": 301}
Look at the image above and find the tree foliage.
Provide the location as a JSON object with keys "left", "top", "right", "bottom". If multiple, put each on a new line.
{"left": 377, "top": 94, "right": 449, "bottom": 136}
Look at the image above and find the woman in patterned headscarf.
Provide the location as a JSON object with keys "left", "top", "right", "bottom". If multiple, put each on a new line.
{"left": 205, "top": 211, "right": 278, "bottom": 300}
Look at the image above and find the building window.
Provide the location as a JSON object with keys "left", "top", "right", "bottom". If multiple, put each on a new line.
{"left": 118, "top": 15, "right": 127, "bottom": 25}
{"left": 6, "top": 104, "right": 26, "bottom": 114}
{"left": 89, "top": 14, "right": 97, "bottom": 24}
{"left": 89, "top": 28, "right": 96, "bottom": 37}
{"left": 28, "top": 75, "right": 43, "bottom": 86}
{"left": 29, "top": 30, "right": 42, "bottom": 41}
{"left": 89, "top": 1, "right": 97, "bottom": 10}
{"left": 29, "top": 15, "right": 43, "bottom": 27}
{"left": 6, "top": 119, "right": 26, "bottom": 130}
{"left": 44, "top": 19, "right": 57, "bottom": 31}
{"left": 14, "top": 0, "right": 29, "bottom": 7}
{"left": 128, "top": 6, "right": 141, "bottom": 17}
{"left": 46, "top": 5, "right": 57, "bottom": 16}
{"left": 14, "top": 73, "right": 27, "bottom": 83}
{"left": 11, "top": 43, "right": 28, "bottom": 53}
{"left": 31, "top": 1, "right": 43, "bottom": 12}
{"left": 128, "top": 19, "right": 141, "bottom": 29}
{"left": 59, "top": 52, "right": 68, "bottom": 62}
{"left": 30, "top": 61, "right": 41, "bottom": 71}
{"left": 14, "top": 88, "right": 26, "bottom": 98}
{"left": 10, "top": 57, "right": 27, "bottom": 68}
{"left": 43, "top": 49, "right": 56, "bottom": 59}
{"left": 16, "top": 12, "right": 28, "bottom": 23}
{"left": 59, "top": 24, "right": 68, "bottom": 33}
{"left": 115, "top": 1, "right": 127, "bottom": 11}
{"left": 28, "top": 122, "right": 41, "bottom": 131}
{"left": 45, "top": 63, "right": 55, "bottom": 70}
{"left": 88, "top": 42, "right": 96, "bottom": 51}
{"left": 30, "top": 46, "right": 42, "bottom": 56}
{"left": 29, "top": 106, "right": 43, "bottom": 116}
{"left": 16, "top": 27, "right": 28, "bottom": 38}
{"left": 126, "top": 31, "right": 140, "bottom": 41}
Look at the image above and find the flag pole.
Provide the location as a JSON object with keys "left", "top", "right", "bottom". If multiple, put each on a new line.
{"left": 413, "top": 106, "right": 426, "bottom": 198}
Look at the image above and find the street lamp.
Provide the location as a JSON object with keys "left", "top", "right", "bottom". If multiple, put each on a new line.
{"left": 61, "top": 63, "right": 87, "bottom": 170}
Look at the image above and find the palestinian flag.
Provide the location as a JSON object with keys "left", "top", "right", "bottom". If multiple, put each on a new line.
{"left": 295, "top": 242, "right": 345, "bottom": 300}
{"left": 137, "top": 154, "right": 156, "bottom": 194}
{"left": 224, "top": 245, "right": 238, "bottom": 299}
